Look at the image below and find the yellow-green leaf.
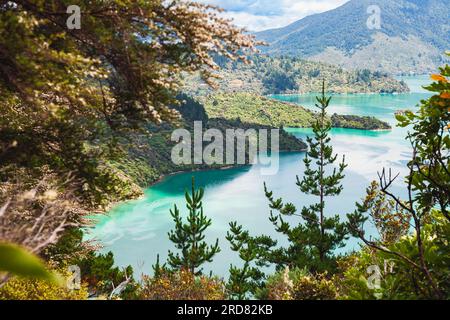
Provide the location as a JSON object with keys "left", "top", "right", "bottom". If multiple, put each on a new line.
{"left": 0, "top": 242, "right": 60, "bottom": 284}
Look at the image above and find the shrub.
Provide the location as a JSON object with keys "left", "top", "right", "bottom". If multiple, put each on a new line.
{"left": 0, "top": 267, "right": 88, "bottom": 300}
{"left": 45, "top": 229, "right": 139, "bottom": 300}
{"left": 292, "top": 274, "right": 338, "bottom": 300}
{"left": 339, "top": 214, "right": 450, "bottom": 300}
{"left": 139, "top": 269, "right": 225, "bottom": 300}
{"left": 256, "top": 267, "right": 307, "bottom": 300}
{"left": 77, "top": 251, "right": 138, "bottom": 299}
{"left": 257, "top": 267, "right": 338, "bottom": 300}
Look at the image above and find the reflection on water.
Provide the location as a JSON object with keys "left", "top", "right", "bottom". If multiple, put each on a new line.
{"left": 87, "top": 77, "right": 432, "bottom": 278}
{"left": 148, "top": 166, "right": 251, "bottom": 196}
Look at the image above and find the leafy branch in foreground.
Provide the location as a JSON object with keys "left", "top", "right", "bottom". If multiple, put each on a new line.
{"left": 0, "top": 0, "right": 259, "bottom": 209}
{"left": 0, "top": 175, "right": 79, "bottom": 287}
{"left": 348, "top": 56, "right": 450, "bottom": 299}
{"left": 226, "top": 222, "right": 274, "bottom": 299}
{"left": 0, "top": 242, "right": 60, "bottom": 288}
{"left": 0, "top": 0, "right": 258, "bottom": 125}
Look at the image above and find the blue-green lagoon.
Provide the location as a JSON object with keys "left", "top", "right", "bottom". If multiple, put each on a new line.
{"left": 87, "top": 76, "right": 432, "bottom": 277}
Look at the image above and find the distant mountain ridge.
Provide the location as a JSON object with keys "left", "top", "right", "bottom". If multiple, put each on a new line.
{"left": 256, "top": 0, "right": 450, "bottom": 74}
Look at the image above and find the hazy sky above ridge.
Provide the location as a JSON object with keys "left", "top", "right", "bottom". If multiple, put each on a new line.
{"left": 196, "top": 0, "right": 350, "bottom": 32}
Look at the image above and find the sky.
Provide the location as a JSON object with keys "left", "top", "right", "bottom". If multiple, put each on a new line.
{"left": 196, "top": 0, "right": 350, "bottom": 32}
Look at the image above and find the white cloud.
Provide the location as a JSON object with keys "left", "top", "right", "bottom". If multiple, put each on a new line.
{"left": 197, "top": 0, "right": 350, "bottom": 31}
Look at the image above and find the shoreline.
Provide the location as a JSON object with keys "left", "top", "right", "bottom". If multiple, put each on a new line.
{"left": 144, "top": 149, "right": 308, "bottom": 189}
{"left": 92, "top": 149, "right": 308, "bottom": 216}
{"left": 286, "top": 126, "right": 392, "bottom": 132}
{"left": 91, "top": 120, "right": 391, "bottom": 217}
{"left": 267, "top": 90, "right": 410, "bottom": 97}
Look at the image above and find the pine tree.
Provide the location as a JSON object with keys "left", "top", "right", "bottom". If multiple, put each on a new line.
{"left": 228, "top": 81, "right": 349, "bottom": 281}
{"left": 226, "top": 222, "right": 273, "bottom": 299}
{"left": 166, "top": 177, "right": 220, "bottom": 275}
{"left": 266, "top": 80, "right": 348, "bottom": 272}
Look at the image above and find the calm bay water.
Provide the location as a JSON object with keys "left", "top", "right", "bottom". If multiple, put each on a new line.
{"left": 87, "top": 76, "right": 432, "bottom": 278}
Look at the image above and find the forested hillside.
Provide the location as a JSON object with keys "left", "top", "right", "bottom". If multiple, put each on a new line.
{"left": 107, "top": 96, "right": 307, "bottom": 194}
{"left": 185, "top": 55, "right": 409, "bottom": 95}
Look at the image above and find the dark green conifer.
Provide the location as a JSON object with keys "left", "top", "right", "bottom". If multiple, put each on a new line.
{"left": 265, "top": 80, "right": 348, "bottom": 272}
{"left": 226, "top": 222, "right": 273, "bottom": 299}
{"left": 227, "top": 81, "right": 349, "bottom": 290}
{"left": 166, "top": 177, "right": 220, "bottom": 275}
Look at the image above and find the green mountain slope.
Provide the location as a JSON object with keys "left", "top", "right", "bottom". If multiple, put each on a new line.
{"left": 256, "top": 0, "right": 450, "bottom": 74}
{"left": 202, "top": 93, "right": 315, "bottom": 127}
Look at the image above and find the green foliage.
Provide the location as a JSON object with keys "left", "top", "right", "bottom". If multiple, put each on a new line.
{"left": 336, "top": 250, "right": 386, "bottom": 300}
{"left": 226, "top": 263, "right": 264, "bottom": 300}
{"left": 344, "top": 190, "right": 450, "bottom": 300}
{"left": 226, "top": 222, "right": 274, "bottom": 300}
{"left": 356, "top": 69, "right": 372, "bottom": 83}
{"left": 0, "top": 242, "right": 59, "bottom": 284}
{"left": 45, "top": 228, "right": 139, "bottom": 300}
{"left": 166, "top": 178, "right": 220, "bottom": 275}
{"left": 0, "top": 267, "right": 89, "bottom": 300}
{"left": 396, "top": 63, "right": 450, "bottom": 223}
{"left": 347, "top": 181, "right": 411, "bottom": 245}
{"left": 263, "top": 83, "right": 349, "bottom": 273}
{"left": 203, "top": 93, "right": 316, "bottom": 128}
{"left": 256, "top": 267, "right": 338, "bottom": 300}
{"left": 77, "top": 251, "right": 138, "bottom": 299}
{"left": 262, "top": 69, "right": 297, "bottom": 94}
{"left": 173, "top": 94, "right": 209, "bottom": 123}
{"left": 331, "top": 114, "right": 391, "bottom": 130}
{"left": 42, "top": 228, "right": 85, "bottom": 263}
{"left": 347, "top": 183, "right": 449, "bottom": 299}
{"left": 347, "top": 58, "right": 450, "bottom": 299}
{"left": 292, "top": 273, "right": 338, "bottom": 300}
{"left": 341, "top": 214, "right": 450, "bottom": 300}
{"left": 255, "top": 267, "right": 307, "bottom": 300}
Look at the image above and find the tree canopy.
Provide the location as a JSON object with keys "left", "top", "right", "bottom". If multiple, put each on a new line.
{"left": 0, "top": 0, "right": 258, "bottom": 207}
{"left": 0, "top": 0, "right": 257, "bottom": 126}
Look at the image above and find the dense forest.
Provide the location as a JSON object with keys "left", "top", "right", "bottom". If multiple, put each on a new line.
{"left": 0, "top": 0, "right": 449, "bottom": 301}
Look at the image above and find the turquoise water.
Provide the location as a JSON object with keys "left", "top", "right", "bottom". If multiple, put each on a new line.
{"left": 87, "top": 76, "right": 432, "bottom": 278}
